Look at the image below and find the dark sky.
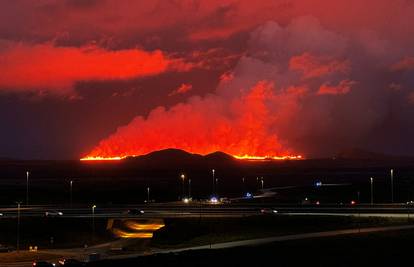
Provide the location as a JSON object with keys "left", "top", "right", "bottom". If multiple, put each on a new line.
{"left": 0, "top": 0, "right": 413, "bottom": 160}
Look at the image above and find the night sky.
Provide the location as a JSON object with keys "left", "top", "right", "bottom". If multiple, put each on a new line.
{"left": 0, "top": 0, "right": 413, "bottom": 160}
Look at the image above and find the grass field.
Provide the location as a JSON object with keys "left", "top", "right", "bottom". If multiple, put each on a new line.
{"left": 150, "top": 215, "right": 410, "bottom": 249}
{"left": 89, "top": 228, "right": 414, "bottom": 267}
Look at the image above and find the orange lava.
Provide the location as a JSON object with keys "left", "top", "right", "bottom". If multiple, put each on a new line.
{"left": 80, "top": 152, "right": 303, "bottom": 161}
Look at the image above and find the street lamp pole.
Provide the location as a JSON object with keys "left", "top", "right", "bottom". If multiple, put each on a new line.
{"left": 70, "top": 180, "right": 73, "bottom": 208}
{"left": 370, "top": 177, "right": 374, "bottom": 205}
{"left": 92, "top": 205, "right": 96, "bottom": 242}
{"left": 188, "top": 179, "right": 191, "bottom": 199}
{"left": 212, "top": 169, "right": 215, "bottom": 196}
{"left": 180, "top": 174, "right": 185, "bottom": 200}
{"left": 261, "top": 177, "right": 264, "bottom": 190}
{"left": 391, "top": 169, "right": 394, "bottom": 203}
{"left": 26, "top": 171, "right": 29, "bottom": 206}
{"left": 147, "top": 187, "right": 150, "bottom": 203}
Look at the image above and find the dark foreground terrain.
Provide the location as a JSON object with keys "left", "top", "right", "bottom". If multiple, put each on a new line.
{"left": 89, "top": 229, "right": 414, "bottom": 267}
{"left": 1, "top": 149, "right": 414, "bottom": 205}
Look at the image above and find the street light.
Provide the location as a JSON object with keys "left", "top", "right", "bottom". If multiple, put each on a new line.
{"left": 26, "top": 171, "right": 29, "bottom": 206}
{"left": 70, "top": 180, "right": 73, "bottom": 207}
{"left": 180, "top": 174, "right": 185, "bottom": 200}
{"left": 188, "top": 179, "right": 191, "bottom": 199}
{"left": 147, "top": 187, "right": 150, "bottom": 203}
{"left": 370, "top": 177, "right": 374, "bottom": 205}
{"left": 212, "top": 169, "right": 215, "bottom": 195}
{"left": 390, "top": 169, "right": 394, "bottom": 203}
{"left": 92, "top": 205, "right": 96, "bottom": 242}
{"left": 261, "top": 177, "right": 264, "bottom": 190}
{"left": 216, "top": 178, "right": 219, "bottom": 196}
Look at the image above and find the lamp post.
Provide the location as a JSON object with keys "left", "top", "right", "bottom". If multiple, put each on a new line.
{"left": 26, "top": 171, "right": 29, "bottom": 206}
{"left": 180, "top": 174, "right": 185, "bottom": 200}
{"left": 70, "top": 180, "right": 73, "bottom": 208}
{"left": 92, "top": 205, "right": 96, "bottom": 242}
{"left": 390, "top": 169, "right": 394, "bottom": 203}
{"left": 370, "top": 177, "right": 374, "bottom": 205}
{"left": 212, "top": 169, "right": 215, "bottom": 196}
{"left": 147, "top": 187, "right": 150, "bottom": 203}
{"left": 16, "top": 202, "right": 22, "bottom": 253}
{"left": 261, "top": 177, "right": 264, "bottom": 190}
{"left": 188, "top": 179, "right": 191, "bottom": 199}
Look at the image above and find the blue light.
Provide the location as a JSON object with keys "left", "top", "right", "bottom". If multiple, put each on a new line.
{"left": 315, "top": 181, "right": 322, "bottom": 187}
{"left": 245, "top": 192, "right": 253, "bottom": 198}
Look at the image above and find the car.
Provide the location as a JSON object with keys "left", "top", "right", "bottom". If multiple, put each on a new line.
{"left": 0, "top": 244, "right": 13, "bottom": 253}
{"left": 58, "top": 258, "right": 84, "bottom": 266}
{"left": 260, "top": 208, "right": 279, "bottom": 214}
{"left": 45, "top": 211, "right": 63, "bottom": 217}
{"left": 33, "top": 261, "right": 56, "bottom": 267}
{"left": 126, "top": 208, "right": 144, "bottom": 215}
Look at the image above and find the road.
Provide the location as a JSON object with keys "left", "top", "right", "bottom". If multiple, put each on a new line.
{"left": 2, "top": 201, "right": 414, "bottom": 267}
{"left": 1, "top": 203, "right": 414, "bottom": 219}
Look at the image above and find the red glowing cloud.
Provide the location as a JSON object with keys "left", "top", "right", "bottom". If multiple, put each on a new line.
{"left": 391, "top": 57, "right": 414, "bottom": 72}
{"left": 317, "top": 80, "right": 356, "bottom": 95}
{"left": 168, "top": 83, "right": 193, "bottom": 96}
{"left": 289, "top": 53, "right": 350, "bottom": 79}
{"left": 0, "top": 43, "right": 190, "bottom": 93}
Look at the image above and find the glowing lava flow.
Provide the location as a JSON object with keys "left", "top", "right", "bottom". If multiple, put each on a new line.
{"left": 80, "top": 152, "right": 303, "bottom": 161}
{"left": 80, "top": 156, "right": 127, "bottom": 161}
{"left": 233, "top": 154, "right": 303, "bottom": 160}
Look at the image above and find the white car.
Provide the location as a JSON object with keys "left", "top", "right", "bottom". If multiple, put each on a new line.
{"left": 45, "top": 211, "right": 63, "bottom": 217}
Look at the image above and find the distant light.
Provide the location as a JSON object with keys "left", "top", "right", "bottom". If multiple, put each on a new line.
{"left": 245, "top": 192, "right": 253, "bottom": 199}
{"left": 210, "top": 197, "right": 218, "bottom": 204}
{"left": 315, "top": 181, "right": 322, "bottom": 187}
{"left": 351, "top": 200, "right": 356, "bottom": 205}
{"left": 183, "top": 198, "right": 190, "bottom": 203}
{"left": 316, "top": 201, "right": 320, "bottom": 205}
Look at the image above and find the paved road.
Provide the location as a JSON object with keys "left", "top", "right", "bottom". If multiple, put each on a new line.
{"left": 2, "top": 203, "right": 414, "bottom": 219}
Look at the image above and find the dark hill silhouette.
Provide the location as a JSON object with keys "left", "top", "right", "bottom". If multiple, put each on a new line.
{"left": 204, "top": 151, "right": 235, "bottom": 161}
{"left": 123, "top": 148, "right": 236, "bottom": 168}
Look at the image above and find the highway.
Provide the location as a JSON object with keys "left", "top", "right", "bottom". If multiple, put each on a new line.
{"left": 2, "top": 203, "right": 414, "bottom": 267}
{"left": 1, "top": 203, "right": 414, "bottom": 219}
